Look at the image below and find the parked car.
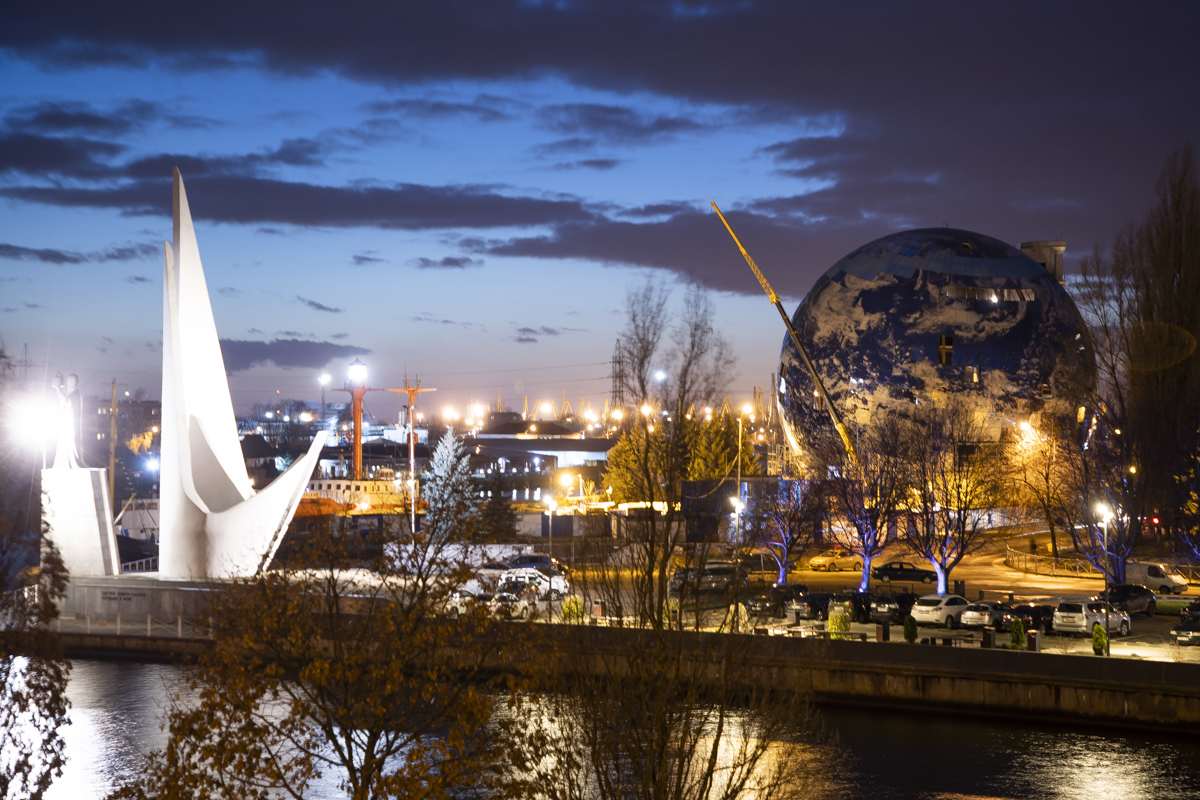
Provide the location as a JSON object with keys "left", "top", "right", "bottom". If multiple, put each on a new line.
{"left": 1053, "top": 600, "right": 1130, "bottom": 637}
{"left": 745, "top": 583, "right": 809, "bottom": 618}
{"left": 786, "top": 592, "right": 834, "bottom": 621}
{"left": 1124, "top": 562, "right": 1187, "bottom": 595}
{"left": 1100, "top": 583, "right": 1157, "bottom": 616}
{"left": 1171, "top": 619, "right": 1200, "bottom": 646}
{"left": 445, "top": 587, "right": 491, "bottom": 618}
{"left": 808, "top": 549, "right": 861, "bottom": 572}
{"left": 910, "top": 594, "right": 970, "bottom": 628}
{"left": 870, "top": 592, "right": 920, "bottom": 625}
{"left": 500, "top": 567, "right": 570, "bottom": 600}
{"left": 696, "top": 562, "right": 747, "bottom": 593}
{"left": 669, "top": 567, "right": 696, "bottom": 596}
{"left": 477, "top": 561, "right": 515, "bottom": 585}
{"left": 1181, "top": 599, "right": 1200, "bottom": 625}
{"left": 487, "top": 592, "right": 531, "bottom": 620}
{"left": 508, "top": 553, "right": 569, "bottom": 575}
{"left": 870, "top": 561, "right": 937, "bottom": 585}
{"left": 830, "top": 590, "right": 875, "bottom": 624}
{"left": 959, "top": 601, "right": 1011, "bottom": 629}
{"left": 1000, "top": 604, "right": 1056, "bottom": 633}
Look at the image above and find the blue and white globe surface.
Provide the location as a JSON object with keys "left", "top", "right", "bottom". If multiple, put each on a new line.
{"left": 777, "top": 228, "right": 1094, "bottom": 451}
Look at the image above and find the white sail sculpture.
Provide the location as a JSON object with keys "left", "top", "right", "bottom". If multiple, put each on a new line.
{"left": 159, "top": 168, "right": 326, "bottom": 579}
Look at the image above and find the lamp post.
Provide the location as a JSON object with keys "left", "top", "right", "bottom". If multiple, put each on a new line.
{"left": 339, "top": 359, "right": 376, "bottom": 481}
{"left": 1098, "top": 504, "right": 1113, "bottom": 656}
{"left": 735, "top": 404, "right": 752, "bottom": 551}
{"left": 546, "top": 497, "right": 557, "bottom": 582}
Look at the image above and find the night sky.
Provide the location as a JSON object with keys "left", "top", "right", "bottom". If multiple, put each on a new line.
{"left": 2, "top": 2, "right": 1198, "bottom": 418}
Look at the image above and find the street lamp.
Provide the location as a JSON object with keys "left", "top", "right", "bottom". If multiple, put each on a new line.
{"left": 735, "top": 403, "right": 752, "bottom": 551}
{"left": 546, "top": 497, "right": 557, "bottom": 578}
{"left": 1096, "top": 503, "right": 1114, "bottom": 656}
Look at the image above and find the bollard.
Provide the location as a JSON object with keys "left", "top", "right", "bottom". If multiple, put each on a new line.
{"left": 876, "top": 623, "right": 890, "bottom": 642}
{"left": 147, "top": 614, "right": 151, "bottom": 637}
{"left": 1027, "top": 629, "right": 1041, "bottom": 652}
{"left": 982, "top": 628, "right": 995, "bottom": 649}
{"left": 117, "top": 613, "right": 121, "bottom": 635}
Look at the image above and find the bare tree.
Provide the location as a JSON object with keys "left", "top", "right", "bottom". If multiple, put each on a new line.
{"left": 817, "top": 419, "right": 909, "bottom": 592}
{"left": 1008, "top": 417, "right": 1076, "bottom": 559}
{"left": 754, "top": 480, "right": 819, "bottom": 584}
{"left": 900, "top": 401, "right": 1005, "bottom": 594}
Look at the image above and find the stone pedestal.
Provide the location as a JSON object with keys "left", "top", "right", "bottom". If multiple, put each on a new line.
{"left": 41, "top": 468, "right": 121, "bottom": 577}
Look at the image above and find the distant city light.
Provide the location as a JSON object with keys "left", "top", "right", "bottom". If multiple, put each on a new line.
{"left": 318, "top": 373, "right": 331, "bottom": 386}
{"left": 640, "top": 404, "right": 652, "bottom": 416}
{"left": 541, "top": 403, "right": 553, "bottom": 415}
{"left": 654, "top": 370, "right": 667, "bottom": 382}
{"left": 742, "top": 404, "right": 752, "bottom": 415}
{"left": 265, "top": 412, "right": 274, "bottom": 419}
{"left": 299, "top": 412, "right": 313, "bottom": 422}
{"left": 612, "top": 409, "right": 623, "bottom": 420}
{"left": 347, "top": 359, "right": 368, "bottom": 384}
{"left": 145, "top": 457, "right": 159, "bottom": 472}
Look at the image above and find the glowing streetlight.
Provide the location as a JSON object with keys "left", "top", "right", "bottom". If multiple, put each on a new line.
{"left": 145, "top": 457, "right": 159, "bottom": 472}
{"left": 640, "top": 404, "right": 652, "bottom": 416}
{"left": 559, "top": 472, "right": 574, "bottom": 488}
{"left": 654, "top": 370, "right": 667, "bottom": 382}
{"left": 612, "top": 409, "right": 623, "bottom": 421}
{"left": 541, "top": 402, "right": 553, "bottom": 418}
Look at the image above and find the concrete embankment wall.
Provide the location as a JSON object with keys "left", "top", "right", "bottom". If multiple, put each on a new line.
{"left": 535, "top": 626, "right": 1200, "bottom": 734}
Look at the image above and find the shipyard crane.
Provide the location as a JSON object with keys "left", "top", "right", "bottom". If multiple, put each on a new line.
{"left": 711, "top": 202, "right": 859, "bottom": 466}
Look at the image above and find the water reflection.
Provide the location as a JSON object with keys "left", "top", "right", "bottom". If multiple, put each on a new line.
{"left": 51, "top": 661, "right": 1200, "bottom": 800}
{"left": 826, "top": 707, "right": 1200, "bottom": 800}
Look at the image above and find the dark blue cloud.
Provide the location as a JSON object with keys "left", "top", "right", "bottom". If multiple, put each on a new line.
{"left": 219, "top": 338, "right": 371, "bottom": 373}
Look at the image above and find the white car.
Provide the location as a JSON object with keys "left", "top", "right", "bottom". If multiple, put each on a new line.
{"left": 910, "top": 594, "right": 970, "bottom": 628}
{"left": 499, "top": 567, "right": 570, "bottom": 600}
{"left": 959, "top": 601, "right": 1010, "bottom": 629}
{"left": 487, "top": 592, "right": 531, "bottom": 620}
{"left": 476, "top": 561, "right": 515, "bottom": 585}
{"left": 1053, "top": 600, "right": 1130, "bottom": 637}
{"left": 444, "top": 587, "right": 490, "bottom": 619}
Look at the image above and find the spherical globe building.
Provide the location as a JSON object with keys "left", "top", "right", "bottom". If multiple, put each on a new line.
{"left": 777, "top": 228, "right": 1094, "bottom": 454}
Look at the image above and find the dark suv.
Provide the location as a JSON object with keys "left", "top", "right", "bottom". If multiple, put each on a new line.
{"left": 669, "top": 568, "right": 696, "bottom": 596}
{"left": 1001, "top": 604, "right": 1056, "bottom": 633}
{"left": 870, "top": 592, "right": 919, "bottom": 625}
{"left": 787, "top": 592, "right": 833, "bottom": 621}
{"left": 830, "top": 590, "right": 875, "bottom": 624}
{"left": 1180, "top": 599, "right": 1200, "bottom": 625}
{"left": 745, "top": 583, "right": 809, "bottom": 618}
{"left": 1101, "top": 583, "right": 1156, "bottom": 616}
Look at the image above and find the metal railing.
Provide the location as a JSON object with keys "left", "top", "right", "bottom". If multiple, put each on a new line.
{"left": 120, "top": 556, "right": 158, "bottom": 573}
{"left": 1004, "top": 546, "right": 1102, "bottom": 579}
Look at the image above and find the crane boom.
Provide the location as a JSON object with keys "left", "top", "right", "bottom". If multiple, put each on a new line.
{"left": 711, "top": 202, "right": 859, "bottom": 465}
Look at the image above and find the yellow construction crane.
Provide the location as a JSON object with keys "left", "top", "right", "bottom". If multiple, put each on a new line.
{"left": 711, "top": 202, "right": 859, "bottom": 466}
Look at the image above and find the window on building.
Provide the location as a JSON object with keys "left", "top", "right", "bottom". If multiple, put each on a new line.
{"left": 1040, "top": 383, "right": 1052, "bottom": 398}
{"left": 938, "top": 335, "right": 954, "bottom": 365}
{"left": 964, "top": 366, "right": 979, "bottom": 383}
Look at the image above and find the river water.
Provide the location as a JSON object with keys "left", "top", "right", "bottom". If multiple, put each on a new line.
{"left": 48, "top": 659, "right": 1200, "bottom": 800}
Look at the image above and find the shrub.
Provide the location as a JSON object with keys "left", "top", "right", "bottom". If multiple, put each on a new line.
{"left": 561, "top": 595, "right": 584, "bottom": 624}
{"left": 827, "top": 606, "right": 851, "bottom": 640}
{"left": 903, "top": 615, "right": 918, "bottom": 643}
{"left": 1092, "top": 623, "right": 1108, "bottom": 655}
{"left": 1009, "top": 618, "right": 1026, "bottom": 650}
